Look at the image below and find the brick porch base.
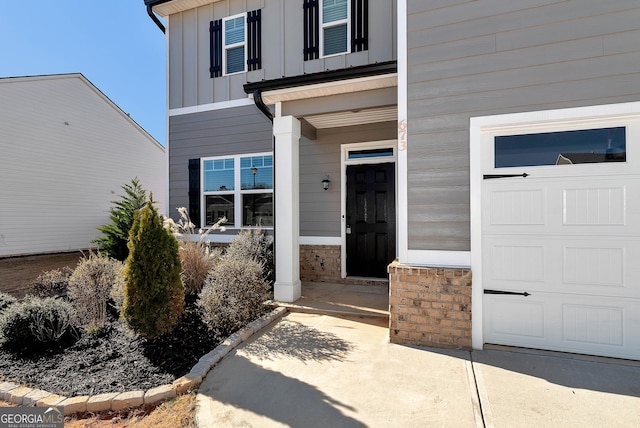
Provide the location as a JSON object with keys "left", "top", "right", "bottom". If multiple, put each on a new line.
{"left": 388, "top": 261, "right": 472, "bottom": 349}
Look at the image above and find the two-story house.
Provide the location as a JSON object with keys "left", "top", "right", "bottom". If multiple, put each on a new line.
{"left": 145, "top": 0, "right": 640, "bottom": 361}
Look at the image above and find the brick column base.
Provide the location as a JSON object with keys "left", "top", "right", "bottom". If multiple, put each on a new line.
{"left": 388, "top": 261, "right": 472, "bottom": 349}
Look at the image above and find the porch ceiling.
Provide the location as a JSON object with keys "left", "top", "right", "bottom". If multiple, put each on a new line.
{"left": 303, "top": 105, "right": 398, "bottom": 129}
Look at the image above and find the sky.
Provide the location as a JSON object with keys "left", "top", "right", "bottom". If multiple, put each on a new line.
{"left": 0, "top": 1, "right": 167, "bottom": 145}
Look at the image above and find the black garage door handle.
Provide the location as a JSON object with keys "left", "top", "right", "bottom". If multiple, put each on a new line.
{"left": 484, "top": 289, "right": 531, "bottom": 297}
{"left": 483, "top": 173, "right": 529, "bottom": 180}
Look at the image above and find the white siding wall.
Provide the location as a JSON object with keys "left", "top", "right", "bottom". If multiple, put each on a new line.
{"left": 0, "top": 74, "right": 166, "bottom": 257}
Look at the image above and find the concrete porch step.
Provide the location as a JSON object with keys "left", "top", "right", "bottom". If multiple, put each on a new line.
{"left": 272, "top": 281, "right": 389, "bottom": 319}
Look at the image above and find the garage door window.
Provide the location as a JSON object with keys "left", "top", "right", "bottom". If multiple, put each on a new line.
{"left": 495, "top": 127, "right": 626, "bottom": 168}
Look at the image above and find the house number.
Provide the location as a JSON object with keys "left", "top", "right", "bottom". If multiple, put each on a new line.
{"left": 398, "top": 120, "right": 407, "bottom": 151}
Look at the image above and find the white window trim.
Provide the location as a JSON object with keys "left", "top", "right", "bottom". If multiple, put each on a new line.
{"left": 222, "top": 13, "right": 247, "bottom": 76}
{"left": 341, "top": 140, "right": 398, "bottom": 278}
{"left": 319, "top": 0, "right": 351, "bottom": 58}
{"left": 201, "top": 152, "right": 273, "bottom": 229}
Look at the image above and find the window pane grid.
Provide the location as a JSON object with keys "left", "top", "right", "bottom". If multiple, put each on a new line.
{"left": 224, "top": 16, "right": 245, "bottom": 45}
{"left": 322, "top": 0, "right": 348, "bottom": 23}
{"left": 203, "top": 158, "right": 234, "bottom": 192}
{"left": 202, "top": 154, "right": 273, "bottom": 227}
{"left": 223, "top": 14, "right": 246, "bottom": 75}
{"left": 240, "top": 155, "right": 273, "bottom": 190}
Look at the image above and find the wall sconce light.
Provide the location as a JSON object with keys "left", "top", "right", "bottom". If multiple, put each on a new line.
{"left": 321, "top": 176, "right": 331, "bottom": 191}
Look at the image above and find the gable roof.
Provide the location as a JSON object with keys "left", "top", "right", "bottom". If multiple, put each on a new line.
{"left": 0, "top": 73, "right": 163, "bottom": 152}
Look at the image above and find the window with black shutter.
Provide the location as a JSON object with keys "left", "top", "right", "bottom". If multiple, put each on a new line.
{"left": 247, "top": 10, "right": 262, "bottom": 71}
{"left": 188, "top": 159, "right": 201, "bottom": 228}
{"left": 209, "top": 19, "right": 222, "bottom": 77}
{"left": 209, "top": 10, "right": 261, "bottom": 78}
{"left": 304, "top": 0, "right": 367, "bottom": 60}
{"left": 351, "top": 0, "right": 368, "bottom": 52}
{"left": 303, "top": 0, "right": 320, "bottom": 60}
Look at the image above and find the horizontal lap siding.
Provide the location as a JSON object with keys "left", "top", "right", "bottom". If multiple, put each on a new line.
{"left": 299, "top": 122, "right": 397, "bottom": 237}
{"left": 407, "top": 0, "right": 640, "bottom": 252}
{"left": 0, "top": 76, "right": 165, "bottom": 256}
{"left": 168, "top": 105, "right": 272, "bottom": 221}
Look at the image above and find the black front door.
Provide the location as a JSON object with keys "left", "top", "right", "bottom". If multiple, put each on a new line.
{"left": 346, "top": 163, "right": 396, "bottom": 278}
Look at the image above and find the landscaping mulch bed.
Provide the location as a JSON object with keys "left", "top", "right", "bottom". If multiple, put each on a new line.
{"left": 0, "top": 298, "right": 223, "bottom": 397}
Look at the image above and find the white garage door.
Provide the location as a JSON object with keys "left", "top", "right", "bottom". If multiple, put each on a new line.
{"left": 482, "top": 125, "right": 640, "bottom": 360}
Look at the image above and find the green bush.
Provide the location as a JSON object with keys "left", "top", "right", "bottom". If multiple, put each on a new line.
{"left": 0, "top": 296, "right": 76, "bottom": 350}
{"left": 122, "top": 197, "right": 184, "bottom": 338}
{"left": 30, "top": 267, "right": 72, "bottom": 298}
{"left": 67, "top": 252, "right": 124, "bottom": 332}
{"left": 0, "top": 292, "right": 17, "bottom": 313}
{"left": 197, "top": 257, "right": 270, "bottom": 336}
{"left": 93, "top": 178, "right": 149, "bottom": 261}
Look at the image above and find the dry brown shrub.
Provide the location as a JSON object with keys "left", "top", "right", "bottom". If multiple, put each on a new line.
{"left": 179, "top": 242, "right": 221, "bottom": 296}
{"left": 68, "top": 252, "right": 124, "bottom": 332}
{"left": 30, "top": 267, "right": 73, "bottom": 298}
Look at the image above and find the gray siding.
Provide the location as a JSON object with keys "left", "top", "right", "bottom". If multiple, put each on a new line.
{"left": 168, "top": 105, "right": 272, "bottom": 221}
{"left": 299, "top": 122, "right": 397, "bottom": 237}
{"left": 168, "top": 0, "right": 396, "bottom": 109}
{"left": 407, "top": 0, "right": 640, "bottom": 252}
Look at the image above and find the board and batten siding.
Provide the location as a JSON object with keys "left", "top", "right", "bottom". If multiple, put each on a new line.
{"left": 406, "top": 0, "right": 640, "bottom": 252}
{"left": 167, "top": 0, "right": 396, "bottom": 109}
{"left": 168, "top": 104, "right": 272, "bottom": 222}
{"left": 299, "top": 121, "right": 397, "bottom": 237}
{"left": 0, "top": 74, "right": 166, "bottom": 257}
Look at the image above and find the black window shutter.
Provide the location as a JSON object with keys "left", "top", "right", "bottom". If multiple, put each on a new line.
{"left": 351, "top": 0, "right": 368, "bottom": 52}
{"left": 303, "top": 0, "right": 319, "bottom": 61}
{"left": 188, "top": 159, "right": 201, "bottom": 228}
{"left": 247, "top": 10, "right": 262, "bottom": 70}
{"left": 209, "top": 19, "right": 222, "bottom": 78}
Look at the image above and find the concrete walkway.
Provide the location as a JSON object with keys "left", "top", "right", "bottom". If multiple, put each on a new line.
{"left": 196, "top": 283, "right": 640, "bottom": 427}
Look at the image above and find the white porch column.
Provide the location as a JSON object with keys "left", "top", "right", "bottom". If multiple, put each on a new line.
{"left": 273, "top": 115, "right": 301, "bottom": 302}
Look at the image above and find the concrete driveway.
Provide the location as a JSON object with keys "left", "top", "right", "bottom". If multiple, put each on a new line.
{"left": 196, "top": 312, "right": 640, "bottom": 427}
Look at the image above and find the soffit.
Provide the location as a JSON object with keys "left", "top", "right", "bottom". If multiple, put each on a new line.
{"left": 152, "top": 0, "right": 221, "bottom": 17}
{"left": 260, "top": 74, "right": 398, "bottom": 105}
{"left": 304, "top": 105, "right": 398, "bottom": 129}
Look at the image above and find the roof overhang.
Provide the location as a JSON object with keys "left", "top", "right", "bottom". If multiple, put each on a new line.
{"left": 145, "top": 0, "right": 222, "bottom": 17}
{"left": 259, "top": 73, "right": 397, "bottom": 105}
{"left": 243, "top": 61, "right": 398, "bottom": 129}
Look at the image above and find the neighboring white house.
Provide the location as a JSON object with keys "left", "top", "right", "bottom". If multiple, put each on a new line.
{"left": 0, "top": 73, "right": 166, "bottom": 257}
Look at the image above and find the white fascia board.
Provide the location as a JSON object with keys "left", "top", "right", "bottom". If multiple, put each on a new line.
{"left": 169, "top": 98, "right": 255, "bottom": 116}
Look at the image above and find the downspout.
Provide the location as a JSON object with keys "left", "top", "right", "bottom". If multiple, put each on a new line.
{"left": 252, "top": 90, "right": 273, "bottom": 123}
{"left": 146, "top": 5, "right": 166, "bottom": 33}
{"left": 251, "top": 89, "right": 276, "bottom": 287}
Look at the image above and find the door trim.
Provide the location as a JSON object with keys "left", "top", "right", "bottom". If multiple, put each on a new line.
{"left": 470, "top": 101, "right": 640, "bottom": 352}
{"left": 341, "top": 140, "right": 397, "bottom": 278}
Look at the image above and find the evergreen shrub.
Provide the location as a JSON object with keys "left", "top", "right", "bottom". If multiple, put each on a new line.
{"left": 93, "top": 178, "right": 148, "bottom": 261}
{"left": 122, "top": 197, "right": 184, "bottom": 338}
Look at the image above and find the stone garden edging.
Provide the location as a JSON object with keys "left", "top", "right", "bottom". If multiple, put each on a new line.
{"left": 0, "top": 307, "right": 288, "bottom": 415}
